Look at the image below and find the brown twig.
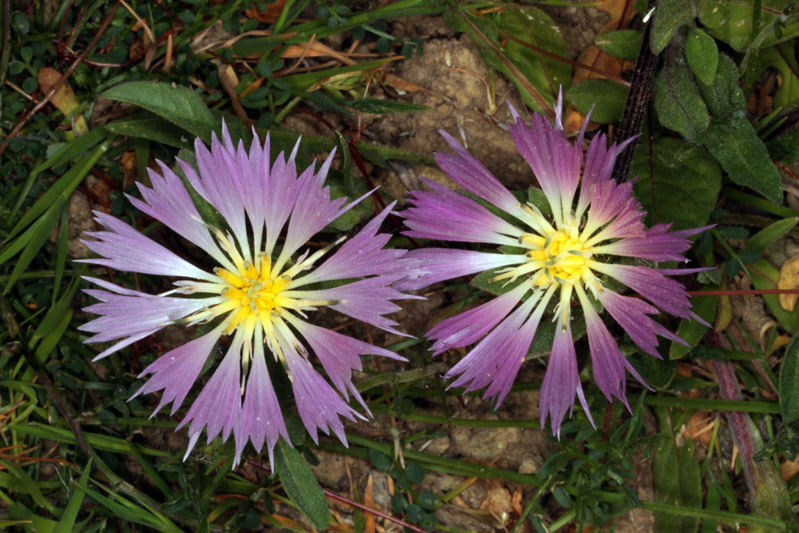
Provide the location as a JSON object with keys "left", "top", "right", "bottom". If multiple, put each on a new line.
{"left": 0, "top": 1, "right": 121, "bottom": 159}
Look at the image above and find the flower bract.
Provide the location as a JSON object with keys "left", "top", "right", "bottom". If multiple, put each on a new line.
{"left": 400, "top": 96, "right": 707, "bottom": 435}
{"left": 80, "top": 126, "right": 407, "bottom": 465}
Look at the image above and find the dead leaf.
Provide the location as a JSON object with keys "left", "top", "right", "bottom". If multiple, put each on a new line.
{"left": 37, "top": 67, "right": 88, "bottom": 136}
{"left": 245, "top": 0, "right": 287, "bottom": 24}
{"left": 383, "top": 73, "right": 424, "bottom": 93}
{"left": 364, "top": 474, "right": 376, "bottom": 533}
{"left": 778, "top": 255, "right": 799, "bottom": 310}
{"left": 781, "top": 458, "right": 799, "bottom": 481}
{"left": 596, "top": 0, "right": 638, "bottom": 34}
{"left": 681, "top": 411, "right": 714, "bottom": 447}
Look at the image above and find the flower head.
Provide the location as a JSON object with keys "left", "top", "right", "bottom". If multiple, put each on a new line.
{"left": 400, "top": 96, "right": 707, "bottom": 436}
{"left": 80, "top": 125, "right": 406, "bottom": 465}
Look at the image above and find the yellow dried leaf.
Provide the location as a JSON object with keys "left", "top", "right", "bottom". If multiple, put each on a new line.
{"left": 778, "top": 255, "right": 799, "bottom": 311}
{"left": 37, "top": 67, "right": 88, "bottom": 136}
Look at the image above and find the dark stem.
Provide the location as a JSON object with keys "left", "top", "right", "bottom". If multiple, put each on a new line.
{"left": 612, "top": 0, "right": 658, "bottom": 182}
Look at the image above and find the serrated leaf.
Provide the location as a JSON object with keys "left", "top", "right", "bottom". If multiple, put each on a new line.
{"left": 780, "top": 336, "right": 799, "bottom": 423}
{"left": 595, "top": 30, "right": 642, "bottom": 60}
{"left": 653, "top": 428, "right": 701, "bottom": 532}
{"left": 566, "top": 80, "right": 629, "bottom": 124}
{"left": 274, "top": 439, "right": 328, "bottom": 530}
{"left": 105, "top": 112, "right": 190, "bottom": 147}
{"left": 650, "top": 0, "right": 697, "bottom": 55}
{"left": 654, "top": 56, "right": 709, "bottom": 142}
{"left": 698, "top": 0, "right": 799, "bottom": 52}
{"left": 102, "top": 81, "right": 216, "bottom": 143}
{"left": 632, "top": 137, "right": 721, "bottom": 231}
{"left": 686, "top": 28, "right": 718, "bottom": 84}
{"left": 702, "top": 114, "right": 782, "bottom": 204}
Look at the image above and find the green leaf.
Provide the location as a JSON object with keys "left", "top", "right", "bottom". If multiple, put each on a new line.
{"left": 55, "top": 461, "right": 92, "bottom": 533}
{"left": 566, "top": 80, "right": 629, "bottom": 124}
{"left": 650, "top": 0, "right": 696, "bottom": 55}
{"left": 756, "top": 42, "right": 799, "bottom": 109}
{"left": 105, "top": 112, "right": 190, "bottom": 147}
{"left": 685, "top": 28, "right": 718, "bottom": 84}
{"left": 780, "top": 336, "right": 799, "bottom": 423}
{"left": 344, "top": 98, "right": 430, "bottom": 114}
{"left": 632, "top": 137, "right": 721, "bottom": 231}
{"left": 595, "top": 30, "right": 642, "bottom": 60}
{"left": 697, "top": 54, "right": 744, "bottom": 117}
{"left": 102, "top": 81, "right": 217, "bottom": 143}
{"left": 668, "top": 287, "right": 718, "bottom": 359}
{"left": 747, "top": 217, "right": 798, "bottom": 252}
{"left": 654, "top": 55, "right": 709, "bottom": 142}
{"left": 702, "top": 114, "right": 782, "bottom": 204}
{"left": 274, "top": 439, "right": 328, "bottom": 530}
{"left": 448, "top": 6, "right": 570, "bottom": 113}
{"left": 698, "top": 0, "right": 799, "bottom": 52}
{"left": 653, "top": 426, "right": 702, "bottom": 532}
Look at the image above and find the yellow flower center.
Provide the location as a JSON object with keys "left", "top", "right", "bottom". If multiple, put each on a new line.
{"left": 524, "top": 230, "right": 590, "bottom": 287}
{"left": 216, "top": 256, "right": 294, "bottom": 334}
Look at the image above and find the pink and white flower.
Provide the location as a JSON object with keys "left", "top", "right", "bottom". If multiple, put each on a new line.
{"left": 400, "top": 96, "right": 707, "bottom": 436}
{"left": 80, "top": 125, "right": 406, "bottom": 465}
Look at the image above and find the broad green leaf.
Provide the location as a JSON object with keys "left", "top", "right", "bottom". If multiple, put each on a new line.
{"left": 54, "top": 460, "right": 92, "bottom": 533}
{"left": 685, "top": 28, "right": 718, "bottom": 84}
{"left": 703, "top": 115, "right": 783, "bottom": 204}
{"left": 566, "top": 80, "right": 629, "bottom": 124}
{"left": 595, "top": 30, "right": 642, "bottom": 59}
{"left": 654, "top": 57, "right": 709, "bottom": 142}
{"left": 747, "top": 217, "right": 798, "bottom": 252}
{"left": 698, "top": 0, "right": 799, "bottom": 52}
{"left": 102, "top": 81, "right": 216, "bottom": 143}
{"left": 447, "top": 6, "right": 570, "bottom": 113}
{"left": 668, "top": 287, "right": 718, "bottom": 359}
{"left": 632, "top": 137, "right": 721, "bottom": 231}
{"left": 628, "top": 352, "right": 677, "bottom": 389}
{"left": 527, "top": 316, "right": 587, "bottom": 358}
{"left": 105, "top": 112, "right": 190, "bottom": 148}
{"left": 749, "top": 258, "right": 799, "bottom": 333}
{"left": 779, "top": 336, "right": 799, "bottom": 423}
{"left": 653, "top": 412, "right": 702, "bottom": 533}
{"left": 650, "top": 0, "right": 697, "bottom": 54}
{"left": 274, "top": 439, "right": 328, "bottom": 530}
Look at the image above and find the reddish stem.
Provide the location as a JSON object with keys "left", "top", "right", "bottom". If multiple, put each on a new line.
{"left": 689, "top": 288, "right": 799, "bottom": 297}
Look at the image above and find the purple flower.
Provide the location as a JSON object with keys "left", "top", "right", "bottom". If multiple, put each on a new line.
{"left": 400, "top": 96, "right": 707, "bottom": 436}
{"left": 80, "top": 125, "right": 406, "bottom": 465}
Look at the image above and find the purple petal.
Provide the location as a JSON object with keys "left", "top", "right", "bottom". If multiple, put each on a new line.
{"left": 595, "top": 264, "right": 694, "bottom": 319}
{"left": 285, "top": 346, "right": 361, "bottom": 445}
{"left": 392, "top": 248, "right": 526, "bottom": 291}
{"left": 235, "top": 342, "right": 290, "bottom": 466}
{"left": 435, "top": 131, "right": 519, "bottom": 213}
{"left": 593, "top": 224, "right": 712, "bottom": 262}
{"left": 179, "top": 342, "right": 242, "bottom": 446}
{"left": 132, "top": 328, "right": 222, "bottom": 416}
{"left": 539, "top": 323, "right": 593, "bottom": 437}
{"left": 299, "top": 203, "right": 405, "bottom": 285}
{"left": 403, "top": 179, "right": 522, "bottom": 245}
{"left": 80, "top": 277, "right": 217, "bottom": 358}
{"left": 81, "top": 212, "right": 214, "bottom": 281}
{"left": 508, "top": 103, "right": 582, "bottom": 216}
{"left": 427, "top": 282, "right": 528, "bottom": 355}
